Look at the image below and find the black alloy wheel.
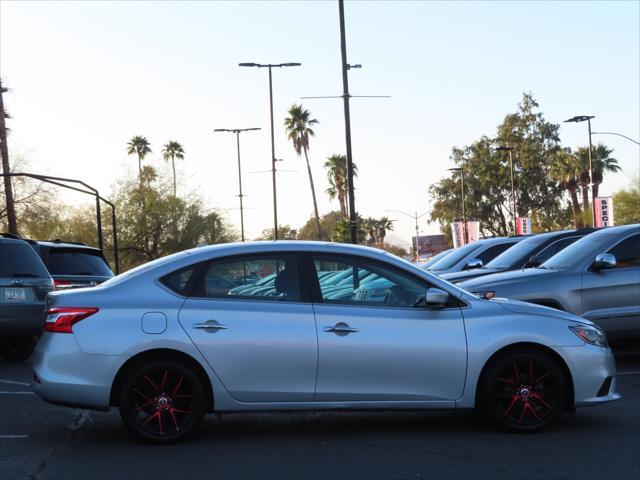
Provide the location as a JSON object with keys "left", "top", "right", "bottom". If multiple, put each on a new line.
{"left": 119, "top": 360, "right": 206, "bottom": 442}
{"left": 481, "top": 350, "right": 566, "bottom": 432}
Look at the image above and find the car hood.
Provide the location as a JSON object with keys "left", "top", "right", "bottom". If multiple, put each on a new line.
{"left": 440, "top": 267, "right": 505, "bottom": 283}
{"left": 457, "top": 267, "right": 555, "bottom": 290}
{"left": 492, "top": 297, "right": 593, "bottom": 326}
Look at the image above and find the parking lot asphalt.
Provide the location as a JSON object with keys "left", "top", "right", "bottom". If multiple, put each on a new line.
{"left": 1, "top": 355, "right": 639, "bottom": 480}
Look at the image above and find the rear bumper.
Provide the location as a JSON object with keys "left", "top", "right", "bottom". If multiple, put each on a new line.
{"left": 31, "top": 332, "right": 125, "bottom": 411}
{"left": 0, "top": 304, "right": 44, "bottom": 336}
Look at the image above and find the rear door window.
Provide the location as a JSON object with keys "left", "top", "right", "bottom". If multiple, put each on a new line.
{"left": 0, "top": 242, "right": 50, "bottom": 279}
{"left": 46, "top": 249, "right": 113, "bottom": 276}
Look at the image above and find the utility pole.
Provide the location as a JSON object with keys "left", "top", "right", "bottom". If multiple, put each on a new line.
{"left": 448, "top": 167, "right": 468, "bottom": 244}
{"left": 338, "top": 0, "right": 357, "bottom": 244}
{"left": 387, "top": 209, "right": 428, "bottom": 260}
{"left": 0, "top": 80, "right": 17, "bottom": 235}
{"left": 214, "top": 127, "right": 261, "bottom": 242}
{"left": 495, "top": 146, "right": 516, "bottom": 234}
{"left": 565, "top": 115, "right": 596, "bottom": 227}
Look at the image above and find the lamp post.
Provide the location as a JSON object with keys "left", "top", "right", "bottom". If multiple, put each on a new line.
{"left": 495, "top": 146, "right": 516, "bottom": 234}
{"left": 591, "top": 131, "right": 640, "bottom": 146}
{"left": 448, "top": 167, "right": 468, "bottom": 244}
{"left": 239, "top": 62, "right": 301, "bottom": 240}
{"left": 565, "top": 115, "right": 596, "bottom": 226}
{"left": 386, "top": 209, "right": 428, "bottom": 260}
{"left": 214, "top": 127, "right": 261, "bottom": 242}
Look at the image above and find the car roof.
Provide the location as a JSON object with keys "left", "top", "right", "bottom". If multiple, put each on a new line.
{"left": 34, "top": 240, "right": 102, "bottom": 252}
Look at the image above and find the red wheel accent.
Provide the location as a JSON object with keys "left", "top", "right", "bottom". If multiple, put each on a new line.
{"left": 129, "top": 367, "right": 198, "bottom": 437}
{"left": 493, "top": 358, "right": 558, "bottom": 426}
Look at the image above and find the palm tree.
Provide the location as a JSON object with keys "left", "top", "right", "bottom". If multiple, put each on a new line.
{"left": 590, "top": 144, "right": 620, "bottom": 198}
{"left": 127, "top": 136, "right": 152, "bottom": 180}
{"left": 324, "top": 154, "right": 358, "bottom": 218}
{"left": 551, "top": 148, "right": 583, "bottom": 228}
{"left": 362, "top": 217, "right": 378, "bottom": 244}
{"left": 376, "top": 217, "right": 394, "bottom": 245}
{"left": 284, "top": 104, "right": 321, "bottom": 238}
{"left": 162, "top": 141, "right": 185, "bottom": 196}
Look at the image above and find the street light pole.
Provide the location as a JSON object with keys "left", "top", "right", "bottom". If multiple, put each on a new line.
{"left": 448, "top": 168, "right": 468, "bottom": 244}
{"left": 214, "top": 127, "right": 261, "bottom": 242}
{"left": 565, "top": 115, "right": 596, "bottom": 227}
{"left": 338, "top": 0, "right": 358, "bottom": 244}
{"left": 239, "top": 62, "right": 301, "bottom": 240}
{"left": 495, "top": 146, "right": 516, "bottom": 234}
{"left": 591, "top": 131, "right": 640, "bottom": 145}
{"left": 386, "top": 209, "right": 428, "bottom": 260}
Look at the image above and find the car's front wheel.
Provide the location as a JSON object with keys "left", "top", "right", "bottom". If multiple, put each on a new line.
{"left": 481, "top": 350, "right": 566, "bottom": 432}
{"left": 119, "top": 360, "right": 206, "bottom": 443}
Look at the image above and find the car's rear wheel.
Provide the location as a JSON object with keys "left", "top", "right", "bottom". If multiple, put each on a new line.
{"left": 1, "top": 337, "right": 37, "bottom": 362}
{"left": 481, "top": 350, "right": 566, "bottom": 432}
{"left": 119, "top": 360, "right": 206, "bottom": 443}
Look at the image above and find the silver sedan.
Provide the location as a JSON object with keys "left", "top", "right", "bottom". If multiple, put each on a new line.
{"left": 32, "top": 241, "right": 619, "bottom": 442}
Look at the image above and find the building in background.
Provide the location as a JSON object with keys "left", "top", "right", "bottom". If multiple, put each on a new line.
{"left": 413, "top": 234, "right": 449, "bottom": 260}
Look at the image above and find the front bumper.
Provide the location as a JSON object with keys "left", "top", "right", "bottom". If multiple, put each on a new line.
{"left": 31, "top": 332, "right": 125, "bottom": 411}
{"left": 555, "top": 343, "right": 621, "bottom": 407}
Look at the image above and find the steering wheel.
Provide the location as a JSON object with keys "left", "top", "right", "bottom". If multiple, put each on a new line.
{"left": 384, "top": 285, "right": 413, "bottom": 307}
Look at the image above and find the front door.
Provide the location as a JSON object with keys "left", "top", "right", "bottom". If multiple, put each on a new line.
{"left": 178, "top": 253, "right": 318, "bottom": 402}
{"left": 310, "top": 253, "right": 467, "bottom": 402}
{"left": 581, "top": 232, "right": 640, "bottom": 341}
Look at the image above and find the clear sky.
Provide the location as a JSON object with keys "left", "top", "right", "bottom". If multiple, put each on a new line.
{"left": 2, "top": 0, "right": 639, "bottom": 242}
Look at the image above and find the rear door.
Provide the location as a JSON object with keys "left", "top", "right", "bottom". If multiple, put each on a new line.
{"left": 177, "top": 252, "right": 318, "bottom": 402}
{"left": 581, "top": 233, "right": 640, "bottom": 340}
{"left": 311, "top": 253, "right": 467, "bottom": 403}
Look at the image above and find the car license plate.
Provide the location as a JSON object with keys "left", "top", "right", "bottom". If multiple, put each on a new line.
{"left": 5, "top": 288, "right": 26, "bottom": 302}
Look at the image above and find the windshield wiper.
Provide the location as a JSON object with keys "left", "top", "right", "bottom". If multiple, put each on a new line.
{"left": 12, "top": 273, "right": 40, "bottom": 278}
{"left": 67, "top": 272, "right": 94, "bottom": 275}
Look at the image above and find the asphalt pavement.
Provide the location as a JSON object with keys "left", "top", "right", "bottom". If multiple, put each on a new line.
{"left": 1, "top": 356, "right": 639, "bottom": 480}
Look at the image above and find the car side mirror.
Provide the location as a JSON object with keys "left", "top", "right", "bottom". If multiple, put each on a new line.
{"left": 592, "top": 253, "right": 616, "bottom": 271}
{"left": 425, "top": 287, "right": 449, "bottom": 307}
{"left": 526, "top": 254, "right": 544, "bottom": 268}
{"left": 464, "top": 258, "right": 483, "bottom": 270}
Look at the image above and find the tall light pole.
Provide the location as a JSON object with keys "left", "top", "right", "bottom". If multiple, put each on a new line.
{"left": 495, "top": 146, "right": 516, "bottom": 234}
{"left": 386, "top": 210, "right": 428, "bottom": 260}
{"left": 448, "top": 167, "right": 468, "bottom": 244}
{"left": 338, "top": 0, "right": 358, "bottom": 244}
{"left": 214, "top": 127, "right": 261, "bottom": 242}
{"left": 565, "top": 115, "right": 596, "bottom": 227}
{"left": 239, "top": 62, "right": 301, "bottom": 240}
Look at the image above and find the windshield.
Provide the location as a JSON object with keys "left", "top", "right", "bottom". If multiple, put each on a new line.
{"left": 428, "top": 242, "right": 482, "bottom": 271}
{"left": 0, "top": 243, "right": 50, "bottom": 278}
{"left": 543, "top": 233, "right": 615, "bottom": 270}
{"left": 484, "top": 235, "right": 550, "bottom": 269}
{"left": 421, "top": 249, "right": 451, "bottom": 269}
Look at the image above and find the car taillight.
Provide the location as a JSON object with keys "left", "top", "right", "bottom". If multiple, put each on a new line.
{"left": 44, "top": 307, "right": 99, "bottom": 333}
{"left": 53, "top": 279, "right": 73, "bottom": 289}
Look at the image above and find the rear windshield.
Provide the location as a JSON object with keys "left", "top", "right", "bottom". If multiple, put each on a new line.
{"left": 46, "top": 248, "right": 113, "bottom": 276}
{"left": 427, "top": 242, "right": 483, "bottom": 271}
{"left": 0, "top": 242, "right": 50, "bottom": 278}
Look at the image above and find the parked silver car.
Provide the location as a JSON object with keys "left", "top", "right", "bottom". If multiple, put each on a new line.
{"left": 32, "top": 241, "right": 619, "bottom": 442}
{"left": 459, "top": 224, "right": 640, "bottom": 343}
{"left": 424, "top": 237, "right": 523, "bottom": 274}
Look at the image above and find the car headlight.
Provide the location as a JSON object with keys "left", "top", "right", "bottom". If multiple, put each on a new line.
{"left": 569, "top": 325, "right": 608, "bottom": 348}
{"left": 473, "top": 290, "right": 495, "bottom": 300}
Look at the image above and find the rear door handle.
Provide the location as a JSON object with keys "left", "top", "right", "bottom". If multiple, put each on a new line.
{"left": 324, "top": 323, "right": 358, "bottom": 334}
{"left": 193, "top": 320, "right": 228, "bottom": 331}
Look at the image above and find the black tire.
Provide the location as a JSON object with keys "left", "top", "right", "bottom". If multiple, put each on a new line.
{"left": 480, "top": 350, "right": 566, "bottom": 432}
{"left": 119, "top": 360, "right": 207, "bottom": 443}
{"left": 1, "top": 337, "right": 36, "bottom": 362}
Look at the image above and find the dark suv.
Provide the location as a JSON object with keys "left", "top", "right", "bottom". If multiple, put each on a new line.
{"left": 30, "top": 240, "right": 114, "bottom": 289}
{"left": 0, "top": 234, "right": 53, "bottom": 360}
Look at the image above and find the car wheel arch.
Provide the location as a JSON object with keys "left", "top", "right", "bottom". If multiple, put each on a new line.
{"left": 109, "top": 348, "right": 214, "bottom": 412}
{"left": 474, "top": 342, "right": 575, "bottom": 412}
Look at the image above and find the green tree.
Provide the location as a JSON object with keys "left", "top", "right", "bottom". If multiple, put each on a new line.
{"left": 127, "top": 135, "right": 152, "bottom": 180}
{"left": 256, "top": 225, "right": 297, "bottom": 240}
{"left": 613, "top": 176, "right": 640, "bottom": 225}
{"left": 550, "top": 148, "right": 583, "bottom": 228}
{"left": 376, "top": 216, "right": 394, "bottom": 244}
{"left": 430, "top": 93, "right": 569, "bottom": 236}
{"left": 297, "top": 211, "right": 344, "bottom": 241}
{"left": 324, "top": 153, "right": 357, "bottom": 218}
{"left": 162, "top": 141, "right": 185, "bottom": 197}
{"left": 574, "top": 144, "right": 619, "bottom": 226}
{"left": 284, "top": 104, "right": 321, "bottom": 238}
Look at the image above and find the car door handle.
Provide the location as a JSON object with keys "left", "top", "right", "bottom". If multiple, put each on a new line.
{"left": 193, "top": 321, "right": 228, "bottom": 331}
{"left": 324, "top": 323, "right": 358, "bottom": 334}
